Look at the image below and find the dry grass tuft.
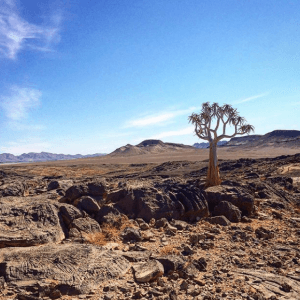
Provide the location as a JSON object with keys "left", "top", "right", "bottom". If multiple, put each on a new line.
{"left": 159, "top": 245, "right": 180, "bottom": 256}
{"left": 84, "top": 231, "right": 108, "bottom": 246}
{"left": 85, "top": 216, "right": 136, "bottom": 246}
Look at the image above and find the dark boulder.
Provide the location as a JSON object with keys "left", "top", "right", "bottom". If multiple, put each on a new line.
{"left": 203, "top": 185, "right": 254, "bottom": 216}
{"left": 96, "top": 205, "right": 123, "bottom": 226}
{"left": 63, "top": 180, "right": 107, "bottom": 202}
{"left": 156, "top": 255, "right": 186, "bottom": 274}
{"left": 59, "top": 204, "right": 83, "bottom": 226}
{"left": 48, "top": 180, "right": 60, "bottom": 190}
{"left": 105, "top": 183, "right": 209, "bottom": 222}
{"left": 121, "top": 227, "right": 142, "bottom": 242}
{"left": 77, "top": 196, "right": 100, "bottom": 215}
{"left": 0, "top": 181, "right": 28, "bottom": 197}
{"left": 70, "top": 217, "right": 101, "bottom": 234}
{"left": 155, "top": 218, "right": 169, "bottom": 228}
{"left": 213, "top": 201, "right": 241, "bottom": 223}
{"left": 48, "top": 180, "right": 73, "bottom": 191}
{"left": 206, "top": 216, "right": 231, "bottom": 226}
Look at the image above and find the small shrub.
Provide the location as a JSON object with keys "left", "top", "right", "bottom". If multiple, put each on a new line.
{"left": 85, "top": 231, "right": 107, "bottom": 246}
{"left": 159, "top": 245, "right": 180, "bottom": 256}
{"left": 85, "top": 216, "right": 136, "bottom": 245}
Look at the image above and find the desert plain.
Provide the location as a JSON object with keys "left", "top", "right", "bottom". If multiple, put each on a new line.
{"left": 0, "top": 145, "right": 300, "bottom": 300}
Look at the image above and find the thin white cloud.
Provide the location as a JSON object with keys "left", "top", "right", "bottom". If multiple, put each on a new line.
{"left": 234, "top": 92, "right": 269, "bottom": 104}
{"left": 127, "top": 113, "right": 175, "bottom": 127}
{"left": 150, "top": 126, "right": 194, "bottom": 139}
{"left": 125, "top": 107, "right": 198, "bottom": 128}
{"left": 0, "top": 0, "right": 62, "bottom": 59}
{"left": 0, "top": 86, "right": 42, "bottom": 120}
{"left": 7, "top": 121, "right": 46, "bottom": 131}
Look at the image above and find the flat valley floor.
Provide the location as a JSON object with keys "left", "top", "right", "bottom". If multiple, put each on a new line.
{"left": 1, "top": 146, "right": 300, "bottom": 178}
{"left": 0, "top": 146, "right": 300, "bottom": 300}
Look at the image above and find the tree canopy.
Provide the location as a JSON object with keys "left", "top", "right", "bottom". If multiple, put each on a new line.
{"left": 189, "top": 102, "right": 255, "bottom": 142}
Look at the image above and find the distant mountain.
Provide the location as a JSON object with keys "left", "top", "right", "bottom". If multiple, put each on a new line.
{"left": 193, "top": 141, "right": 228, "bottom": 148}
{"left": 225, "top": 130, "right": 300, "bottom": 148}
{"left": 109, "top": 139, "right": 194, "bottom": 156}
{"left": 0, "top": 152, "right": 106, "bottom": 164}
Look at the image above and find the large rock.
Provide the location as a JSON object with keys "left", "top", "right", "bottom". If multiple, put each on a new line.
{"left": 59, "top": 204, "right": 83, "bottom": 226}
{"left": 63, "top": 180, "right": 107, "bottom": 202}
{"left": 0, "top": 180, "right": 28, "bottom": 197}
{"left": 77, "top": 196, "right": 100, "bottom": 214}
{"left": 121, "top": 227, "right": 142, "bottom": 241}
{"left": 48, "top": 180, "right": 73, "bottom": 191}
{"left": 0, "top": 244, "right": 130, "bottom": 295}
{"left": 109, "top": 184, "right": 209, "bottom": 222}
{"left": 113, "top": 187, "right": 184, "bottom": 222}
{"left": 156, "top": 255, "right": 186, "bottom": 274}
{"left": 96, "top": 205, "right": 123, "bottom": 226}
{"left": 0, "top": 197, "right": 65, "bottom": 248}
{"left": 213, "top": 201, "right": 241, "bottom": 222}
{"left": 203, "top": 185, "right": 254, "bottom": 215}
{"left": 133, "top": 260, "right": 164, "bottom": 282}
{"left": 70, "top": 217, "right": 101, "bottom": 234}
{"left": 206, "top": 216, "right": 231, "bottom": 226}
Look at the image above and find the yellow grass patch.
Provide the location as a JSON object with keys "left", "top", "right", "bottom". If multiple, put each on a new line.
{"left": 159, "top": 245, "right": 180, "bottom": 256}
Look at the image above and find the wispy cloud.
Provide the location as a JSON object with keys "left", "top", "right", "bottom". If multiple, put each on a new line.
{"left": 0, "top": 86, "right": 42, "bottom": 121}
{"left": 7, "top": 122, "right": 46, "bottom": 131}
{"left": 125, "top": 107, "right": 198, "bottom": 128}
{"left": 234, "top": 92, "right": 269, "bottom": 104}
{"left": 150, "top": 126, "right": 194, "bottom": 139}
{"left": 0, "top": 0, "right": 62, "bottom": 59}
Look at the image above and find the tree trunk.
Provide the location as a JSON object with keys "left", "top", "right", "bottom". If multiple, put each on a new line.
{"left": 206, "top": 140, "right": 221, "bottom": 187}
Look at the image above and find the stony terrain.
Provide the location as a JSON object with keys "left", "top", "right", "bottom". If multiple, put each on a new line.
{"left": 0, "top": 151, "right": 300, "bottom": 300}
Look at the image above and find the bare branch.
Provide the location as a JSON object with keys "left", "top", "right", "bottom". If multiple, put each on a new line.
{"left": 214, "top": 116, "right": 221, "bottom": 132}
{"left": 189, "top": 102, "right": 254, "bottom": 143}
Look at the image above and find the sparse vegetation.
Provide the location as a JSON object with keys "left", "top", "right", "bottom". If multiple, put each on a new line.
{"left": 159, "top": 245, "right": 180, "bottom": 256}
{"left": 84, "top": 231, "right": 108, "bottom": 246}
{"left": 84, "top": 216, "right": 135, "bottom": 246}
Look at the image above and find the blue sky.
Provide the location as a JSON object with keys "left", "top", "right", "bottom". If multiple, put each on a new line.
{"left": 0, "top": 0, "right": 299, "bottom": 155}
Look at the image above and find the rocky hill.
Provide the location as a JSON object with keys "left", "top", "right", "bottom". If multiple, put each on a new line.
{"left": 0, "top": 152, "right": 106, "bottom": 163}
{"left": 109, "top": 139, "right": 194, "bottom": 156}
{"left": 225, "top": 130, "right": 300, "bottom": 148}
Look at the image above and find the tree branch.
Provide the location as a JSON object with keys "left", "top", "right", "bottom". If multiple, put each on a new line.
{"left": 217, "top": 123, "right": 238, "bottom": 140}
{"left": 214, "top": 116, "right": 221, "bottom": 133}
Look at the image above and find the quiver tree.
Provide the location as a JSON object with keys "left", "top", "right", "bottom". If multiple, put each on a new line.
{"left": 189, "top": 102, "right": 254, "bottom": 187}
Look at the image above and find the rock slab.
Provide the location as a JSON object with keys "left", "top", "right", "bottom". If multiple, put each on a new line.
{"left": 0, "top": 197, "right": 65, "bottom": 248}
{"left": 0, "top": 244, "right": 130, "bottom": 295}
{"left": 133, "top": 260, "right": 164, "bottom": 282}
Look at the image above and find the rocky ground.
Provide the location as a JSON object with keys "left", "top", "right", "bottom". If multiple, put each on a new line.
{"left": 0, "top": 153, "right": 300, "bottom": 300}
